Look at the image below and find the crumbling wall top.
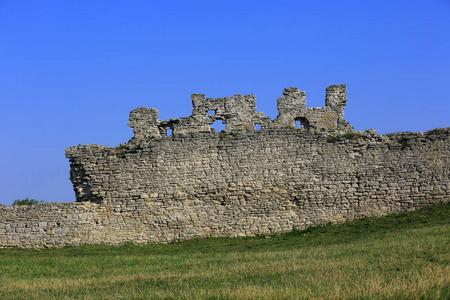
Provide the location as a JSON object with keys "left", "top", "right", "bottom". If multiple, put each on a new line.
{"left": 128, "top": 84, "right": 353, "bottom": 142}
{"left": 325, "top": 84, "right": 348, "bottom": 111}
{"left": 128, "top": 107, "right": 162, "bottom": 140}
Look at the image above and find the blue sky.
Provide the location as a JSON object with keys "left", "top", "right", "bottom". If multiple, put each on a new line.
{"left": 1, "top": 0, "right": 449, "bottom": 205}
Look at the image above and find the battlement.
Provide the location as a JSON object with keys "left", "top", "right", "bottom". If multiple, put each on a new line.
{"left": 128, "top": 84, "right": 353, "bottom": 141}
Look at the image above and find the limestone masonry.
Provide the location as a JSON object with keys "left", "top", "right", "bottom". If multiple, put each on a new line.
{"left": 1, "top": 84, "right": 449, "bottom": 248}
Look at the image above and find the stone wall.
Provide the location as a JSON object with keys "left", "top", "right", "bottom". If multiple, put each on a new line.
{"left": 1, "top": 85, "right": 449, "bottom": 248}
{"left": 127, "top": 84, "right": 352, "bottom": 140}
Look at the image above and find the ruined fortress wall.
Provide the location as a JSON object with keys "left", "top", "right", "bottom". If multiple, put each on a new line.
{"left": 1, "top": 129, "right": 449, "bottom": 248}
{"left": 1, "top": 85, "right": 449, "bottom": 248}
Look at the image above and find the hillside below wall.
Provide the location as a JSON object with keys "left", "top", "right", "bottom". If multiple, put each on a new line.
{"left": 1, "top": 128, "right": 449, "bottom": 248}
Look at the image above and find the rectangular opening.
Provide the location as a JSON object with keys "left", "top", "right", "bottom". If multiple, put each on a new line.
{"left": 166, "top": 129, "right": 172, "bottom": 136}
{"left": 255, "top": 123, "right": 261, "bottom": 131}
{"left": 208, "top": 110, "right": 216, "bottom": 115}
{"left": 295, "top": 118, "right": 310, "bottom": 130}
{"left": 212, "top": 119, "right": 226, "bottom": 133}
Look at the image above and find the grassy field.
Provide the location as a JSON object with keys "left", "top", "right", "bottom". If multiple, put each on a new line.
{"left": 1, "top": 203, "right": 449, "bottom": 299}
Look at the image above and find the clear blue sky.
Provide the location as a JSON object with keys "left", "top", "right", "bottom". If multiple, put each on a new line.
{"left": 1, "top": 0, "right": 449, "bottom": 205}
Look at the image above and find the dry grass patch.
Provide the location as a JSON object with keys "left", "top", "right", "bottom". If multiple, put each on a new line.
{"left": 1, "top": 203, "right": 449, "bottom": 299}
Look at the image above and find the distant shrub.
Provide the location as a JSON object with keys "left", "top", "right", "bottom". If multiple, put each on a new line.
{"left": 12, "top": 198, "right": 43, "bottom": 206}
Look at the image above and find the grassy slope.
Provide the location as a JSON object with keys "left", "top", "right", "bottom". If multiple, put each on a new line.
{"left": 0, "top": 202, "right": 449, "bottom": 299}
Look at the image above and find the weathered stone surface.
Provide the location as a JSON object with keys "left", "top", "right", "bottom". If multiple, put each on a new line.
{"left": 0, "top": 85, "right": 449, "bottom": 248}
{"left": 274, "top": 84, "right": 352, "bottom": 131}
{"left": 128, "top": 107, "right": 161, "bottom": 140}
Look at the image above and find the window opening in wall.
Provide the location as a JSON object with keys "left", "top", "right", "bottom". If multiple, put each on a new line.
{"left": 208, "top": 110, "right": 216, "bottom": 115}
{"left": 255, "top": 123, "right": 261, "bottom": 131}
{"left": 211, "top": 119, "right": 226, "bottom": 133}
{"left": 295, "top": 118, "right": 310, "bottom": 130}
{"left": 166, "top": 129, "right": 172, "bottom": 136}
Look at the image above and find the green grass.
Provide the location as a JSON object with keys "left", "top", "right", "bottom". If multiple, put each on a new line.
{"left": 1, "top": 202, "right": 449, "bottom": 299}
